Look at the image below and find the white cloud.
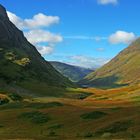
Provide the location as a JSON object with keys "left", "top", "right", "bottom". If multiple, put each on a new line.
{"left": 24, "top": 29, "right": 63, "bottom": 45}
{"left": 7, "top": 11, "right": 59, "bottom": 29}
{"left": 24, "top": 30, "right": 63, "bottom": 56}
{"left": 70, "top": 55, "right": 110, "bottom": 68}
{"left": 64, "top": 36, "right": 107, "bottom": 41}
{"left": 7, "top": 11, "right": 24, "bottom": 29}
{"left": 109, "top": 30, "right": 136, "bottom": 44}
{"left": 7, "top": 11, "right": 62, "bottom": 56}
{"left": 97, "top": 0, "right": 118, "bottom": 5}
{"left": 37, "top": 46, "right": 53, "bottom": 55}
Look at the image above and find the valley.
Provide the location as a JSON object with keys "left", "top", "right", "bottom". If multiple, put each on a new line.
{"left": 0, "top": 2, "right": 140, "bottom": 140}
{"left": 0, "top": 85, "right": 140, "bottom": 140}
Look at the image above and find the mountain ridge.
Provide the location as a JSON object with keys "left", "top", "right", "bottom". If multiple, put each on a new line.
{"left": 50, "top": 61, "right": 93, "bottom": 82}
{"left": 79, "top": 38, "right": 140, "bottom": 88}
{"left": 0, "top": 4, "right": 74, "bottom": 95}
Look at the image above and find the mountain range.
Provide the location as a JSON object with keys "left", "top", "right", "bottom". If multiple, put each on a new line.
{"left": 50, "top": 61, "right": 93, "bottom": 82}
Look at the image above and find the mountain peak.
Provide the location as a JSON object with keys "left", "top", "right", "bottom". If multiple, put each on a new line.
{"left": 0, "top": 4, "right": 8, "bottom": 18}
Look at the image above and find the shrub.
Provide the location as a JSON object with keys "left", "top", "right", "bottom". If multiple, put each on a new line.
{"left": 48, "top": 131, "right": 56, "bottom": 137}
{"left": 81, "top": 111, "right": 107, "bottom": 120}
{"left": 96, "top": 120, "right": 133, "bottom": 134}
{"left": 0, "top": 124, "right": 3, "bottom": 127}
{"left": 0, "top": 97, "right": 9, "bottom": 105}
{"left": 48, "top": 124, "right": 63, "bottom": 130}
{"left": 84, "top": 132, "right": 93, "bottom": 138}
{"left": 8, "top": 93, "right": 23, "bottom": 101}
{"left": 27, "top": 102, "right": 63, "bottom": 109}
{"left": 19, "top": 111, "right": 50, "bottom": 124}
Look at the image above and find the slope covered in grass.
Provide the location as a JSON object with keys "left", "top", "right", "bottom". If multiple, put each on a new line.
{"left": 79, "top": 38, "right": 140, "bottom": 88}
{"left": 50, "top": 61, "right": 93, "bottom": 82}
{"left": 0, "top": 4, "right": 74, "bottom": 97}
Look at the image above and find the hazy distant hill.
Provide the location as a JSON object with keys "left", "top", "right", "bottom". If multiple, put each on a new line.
{"left": 0, "top": 4, "right": 74, "bottom": 95}
{"left": 79, "top": 38, "right": 140, "bottom": 88}
{"left": 50, "top": 61, "right": 93, "bottom": 82}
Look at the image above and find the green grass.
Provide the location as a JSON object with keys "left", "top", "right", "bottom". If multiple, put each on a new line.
{"left": 96, "top": 120, "right": 133, "bottom": 134}
{"left": 132, "top": 96, "right": 140, "bottom": 102}
{"left": 0, "top": 87, "right": 140, "bottom": 139}
{"left": 18, "top": 111, "right": 50, "bottom": 124}
{"left": 8, "top": 93, "right": 23, "bottom": 101}
{"left": 26, "top": 102, "right": 64, "bottom": 109}
{"left": 0, "top": 124, "right": 4, "bottom": 128}
{"left": 80, "top": 111, "right": 107, "bottom": 120}
{"left": 0, "top": 102, "right": 25, "bottom": 110}
{"left": 84, "top": 132, "right": 93, "bottom": 138}
{"left": 48, "top": 124, "right": 63, "bottom": 130}
{"left": 0, "top": 97, "right": 9, "bottom": 105}
{"left": 80, "top": 38, "right": 140, "bottom": 88}
{"left": 0, "top": 101, "right": 64, "bottom": 110}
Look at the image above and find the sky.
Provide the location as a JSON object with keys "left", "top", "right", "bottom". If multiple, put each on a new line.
{"left": 0, "top": 0, "right": 140, "bottom": 68}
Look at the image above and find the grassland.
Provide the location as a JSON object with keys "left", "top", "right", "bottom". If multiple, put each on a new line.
{"left": 0, "top": 85, "right": 140, "bottom": 140}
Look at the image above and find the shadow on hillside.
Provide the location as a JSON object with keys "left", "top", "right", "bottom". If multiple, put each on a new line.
{"left": 82, "top": 75, "right": 129, "bottom": 89}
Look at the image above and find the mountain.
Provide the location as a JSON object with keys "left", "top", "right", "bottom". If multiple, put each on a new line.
{"left": 0, "top": 4, "right": 74, "bottom": 95}
{"left": 79, "top": 38, "right": 140, "bottom": 88}
{"left": 50, "top": 61, "right": 93, "bottom": 82}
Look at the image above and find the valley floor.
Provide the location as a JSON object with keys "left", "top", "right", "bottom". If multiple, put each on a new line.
{"left": 0, "top": 85, "right": 140, "bottom": 140}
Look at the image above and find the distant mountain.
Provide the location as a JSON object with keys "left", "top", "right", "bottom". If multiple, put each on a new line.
{"left": 0, "top": 5, "right": 74, "bottom": 95}
{"left": 79, "top": 38, "right": 140, "bottom": 88}
{"left": 50, "top": 61, "right": 93, "bottom": 82}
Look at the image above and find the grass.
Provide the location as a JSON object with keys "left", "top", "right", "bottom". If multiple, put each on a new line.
{"left": 26, "top": 102, "right": 63, "bottom": 109}
{"left": 48, "top": 124, "right": 63, "bottom": 130}
{"left": 8, "top": 93, "right": 23, "bottom": 101}
{"left": 18, "top": 111, "right": 50, "bottom": 124}
{"left": 0, "top": 124, "right": 4, "bottom": 128}
{"left": 0, "top": 101, "right": 64, "bottom": 110}
{"left": 96, "top": 120, "right": 133, "bottom": 134}
{"left": 81, "top": 111, "right": 107, "bottom": 120}
{"left": 0, "top": 102, "right": 25, "bottom": 110}
{"left": 0, "top": 86, "right": 140, "bottom": 139}
{"left": 84, "top": 132, "right": 93, "bottom": 138}
{"left": 0, "top": 94, "right": 9, "bottom": 105}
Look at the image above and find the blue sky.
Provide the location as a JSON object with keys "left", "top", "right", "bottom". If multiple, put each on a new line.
{"left": 0, "top": 0, "right": 140, "bottom": 68}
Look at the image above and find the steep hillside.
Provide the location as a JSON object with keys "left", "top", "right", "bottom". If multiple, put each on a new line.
{"left": 0, "top": 5, "right": 73, "bottom": 95}
{"left": 79, "top": 38, "right": 140, "bottom": 88}
{"left": 50, "top": 61, "right": 93, "bottom": 82}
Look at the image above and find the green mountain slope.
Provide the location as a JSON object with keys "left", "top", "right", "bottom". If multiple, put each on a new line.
{"left": 79, "top": 38, "right": 140, "bottom": 88}
{"left": 0, "top": 4, "right": 74, "bottom": 95}
{"left": 50, "top": 61, "right": 93, "bottom": 82}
